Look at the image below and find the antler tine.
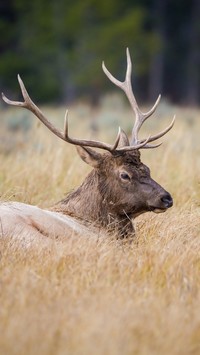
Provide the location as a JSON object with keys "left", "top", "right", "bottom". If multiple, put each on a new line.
{"left": 143, "top": 94, "right": 161, "bottom": 119}
{"left": 102, "top": 48, "right": 138, "bottom": 109}
{"left": 64, "top": 106, "right": 121, "bottom": 151}
{"left": 103, "top": 48, "right": 145, "bottom": 144}
{"left": 2, "top": 75, "right": 65, "bottom": 141}
{"left": 140, "top": 115, "right": 176, "bottom": 145}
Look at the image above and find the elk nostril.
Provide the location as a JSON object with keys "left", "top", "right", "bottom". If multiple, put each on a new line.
{"left": 161, "top": 194, "right": 173, "bottom": 208}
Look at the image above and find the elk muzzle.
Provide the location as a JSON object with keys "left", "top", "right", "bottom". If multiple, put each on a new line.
{"left": 145, "top": 175, "right": 173, "bottom": 214}
{"left": 148, "top": 190, "right": 173, "bottom": 213}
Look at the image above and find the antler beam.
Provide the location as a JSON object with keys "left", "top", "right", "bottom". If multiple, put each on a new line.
{"left": 2, "top": 75, "right": 123, "bottom": 152}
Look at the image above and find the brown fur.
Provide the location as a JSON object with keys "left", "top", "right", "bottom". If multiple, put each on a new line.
{"left": 52, "top": 149, "right": 173, "bottom": 239}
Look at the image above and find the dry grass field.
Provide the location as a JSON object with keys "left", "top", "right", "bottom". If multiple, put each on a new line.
{"left": 0, "top": 98, "right": 200, "bottom": 355}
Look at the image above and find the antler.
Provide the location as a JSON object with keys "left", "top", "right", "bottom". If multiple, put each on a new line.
{"left": 2, "top": 74, "right": 148, "bottom": 152}
{"left": 2, "top": 49, "right": 175, "bottom": 153}
{"left": 2, "top": 75, "right": 124, "bottom": 152}
{"left": 102, "top": 47, "right": 175, "bottom": 149}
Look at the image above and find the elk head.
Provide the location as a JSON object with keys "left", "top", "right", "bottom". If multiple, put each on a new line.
{"left": 2, "top": 48, "right": 175, "bottom": 234}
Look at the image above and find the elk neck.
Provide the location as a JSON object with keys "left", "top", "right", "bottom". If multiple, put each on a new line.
{"left": 51, "top": 168, "right": 135, "bottom": 239}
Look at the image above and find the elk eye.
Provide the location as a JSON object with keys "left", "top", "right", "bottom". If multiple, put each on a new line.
{"left": 120, "top": 172, "right": 130, "bottom": 181}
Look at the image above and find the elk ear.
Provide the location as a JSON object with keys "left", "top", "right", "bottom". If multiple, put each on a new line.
{"left": 76, "top": 146, "right": 102, "bottom": 168}
{"left": 118, "top": 129, "right": 130, "bottom": 147}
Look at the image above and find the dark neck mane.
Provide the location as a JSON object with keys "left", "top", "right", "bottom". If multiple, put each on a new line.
{"left": 51, "top": 169, "right": 135, "bottom": 239}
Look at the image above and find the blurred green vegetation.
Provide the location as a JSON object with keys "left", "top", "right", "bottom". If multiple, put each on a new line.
{"left": 0, "top": 0, "right": 200, "bottom": 105}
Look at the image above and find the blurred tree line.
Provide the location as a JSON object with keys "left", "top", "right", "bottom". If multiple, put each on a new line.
{"left": 0, "top": 0, "right": 200, "bottom": 105}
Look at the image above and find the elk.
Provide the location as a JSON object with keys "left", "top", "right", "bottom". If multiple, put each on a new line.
{"left": 0, "top": 49, "right": 175, "bottom": 244}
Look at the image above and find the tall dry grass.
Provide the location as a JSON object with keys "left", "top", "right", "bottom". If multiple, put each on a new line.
{"left": 0, "top": 100, "right": 200, "bottom": 355}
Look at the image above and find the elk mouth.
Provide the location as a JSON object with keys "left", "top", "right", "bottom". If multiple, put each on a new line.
{"left": 148, "top": 206, "right": 167, "bottom": 213}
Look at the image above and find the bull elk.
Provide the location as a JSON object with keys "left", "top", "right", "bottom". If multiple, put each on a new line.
{"left": 0, "top": 49, "right": 175, "bottom": 244}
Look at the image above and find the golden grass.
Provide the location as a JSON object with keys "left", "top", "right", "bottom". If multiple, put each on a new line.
{"left": 0, "top": 102, "right": 200, "bottom": 355}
